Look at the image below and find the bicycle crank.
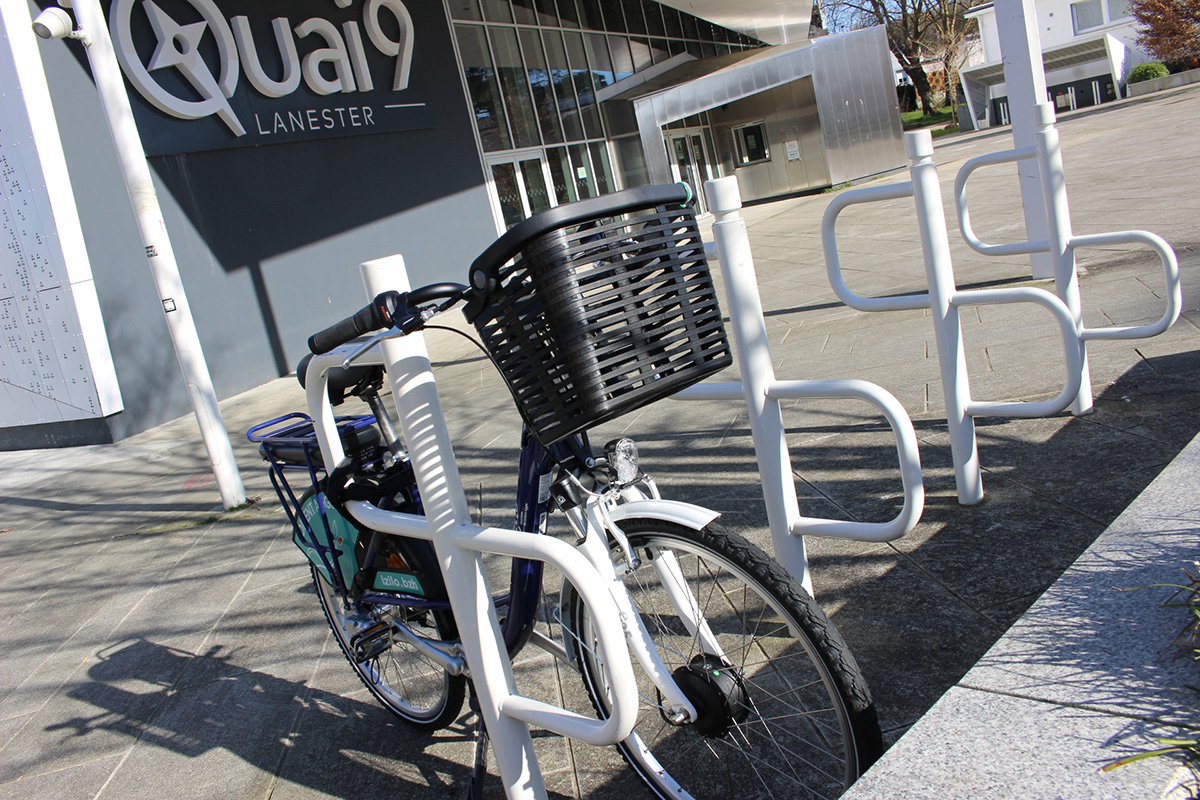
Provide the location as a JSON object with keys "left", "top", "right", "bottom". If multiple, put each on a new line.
{"left": 350, "top": 621, "right": 392, "bottom": 662}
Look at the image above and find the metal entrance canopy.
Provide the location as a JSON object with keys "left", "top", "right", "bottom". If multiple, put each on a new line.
{"left": 624, "top": 26, "right": 905, "bottom": 190}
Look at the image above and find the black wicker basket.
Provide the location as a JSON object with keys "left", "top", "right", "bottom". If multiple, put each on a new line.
{"left": 471, "top": 198, "right": 731, "bottom": 445}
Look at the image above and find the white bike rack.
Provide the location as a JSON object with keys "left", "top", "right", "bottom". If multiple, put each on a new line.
{"left": 675, "top": 177, "right": 926, "bottom": 595}
{"left": 824, "top": 129, "right": 1084, "bottom": 505}
{"left": 955, "top": 102, "right": 1182, "bottom": 417}
{"left": 822, "top": 106, "right": 1180, "bottom": 505}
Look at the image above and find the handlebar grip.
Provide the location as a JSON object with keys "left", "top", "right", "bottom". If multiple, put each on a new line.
{"left": 308, "top": 291, "right": 400, "bottom": 354}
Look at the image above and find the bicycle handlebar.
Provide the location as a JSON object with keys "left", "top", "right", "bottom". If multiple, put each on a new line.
{"left": 307, "top": 283, "right": 468, "bottom": 355}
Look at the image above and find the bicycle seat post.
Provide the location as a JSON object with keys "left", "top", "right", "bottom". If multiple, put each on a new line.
{"left": 359, "top": 255, "right": 546, "bottom": 800}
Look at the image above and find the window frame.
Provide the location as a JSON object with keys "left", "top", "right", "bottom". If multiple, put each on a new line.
{"left": 732, "top": 122, "right": 770, "bottom": 166}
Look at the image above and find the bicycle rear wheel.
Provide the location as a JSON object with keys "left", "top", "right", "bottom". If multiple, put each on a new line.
{"left": 567, "top": 519, "right": 882, "bottom": 800}
{"left": 314, "top": 564, "right": 465, "bottom": 730}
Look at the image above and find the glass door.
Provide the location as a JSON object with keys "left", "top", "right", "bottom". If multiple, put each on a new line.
{"left": 486, "top": 152, "right": 556, "bottom": 229}
{"left": 666, "top": 131, "right": 716, "bottom": 214}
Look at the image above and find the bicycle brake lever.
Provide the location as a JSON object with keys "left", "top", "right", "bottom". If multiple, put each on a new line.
{"left": 341, "top": 326, "right": 400, "bottom": 369}
{"left": 340, "top": 300, "right": 447, "bottom": 369}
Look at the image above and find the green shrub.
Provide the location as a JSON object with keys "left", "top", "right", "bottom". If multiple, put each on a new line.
{"left": 1129, "top": 61, "right": 1170, "bottom": 83}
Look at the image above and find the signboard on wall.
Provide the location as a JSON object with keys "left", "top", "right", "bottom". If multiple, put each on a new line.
{"left": 104, "top": 0, "right": 450, "bottom": 155}
{"left": 0, "top": 5, "right": 122, "bottom": 428}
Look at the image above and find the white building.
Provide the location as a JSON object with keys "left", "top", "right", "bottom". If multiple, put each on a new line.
{"left": 961, "top": 0, "right": 1150, "bottom": 128}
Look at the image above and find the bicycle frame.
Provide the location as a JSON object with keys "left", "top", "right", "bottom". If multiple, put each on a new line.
{"left": 304, "top": 254, "right": 713, "bottom": 799}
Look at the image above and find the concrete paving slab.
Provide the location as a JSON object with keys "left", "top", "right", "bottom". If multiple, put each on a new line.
{"left": 841, "top": 686, "right": 1184, "bottom": 800}
{"left": 3, "top": 85, "right": 1200, "bottom": 800}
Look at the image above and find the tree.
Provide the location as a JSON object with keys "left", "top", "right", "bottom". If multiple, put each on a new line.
{"left": 823, "top": 0, "right": 976, "bottom": 114}
{"left": 1130, "top": 0, "right": 1200, "bottom": 71}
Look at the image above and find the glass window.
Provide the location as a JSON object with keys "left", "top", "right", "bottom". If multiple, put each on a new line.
{"left": 576, "top": 0, "right": 606, "bottom": 30}
{"left": 519, "top": 28, "right": 564, "bottom": 144}
{"left": 733, "top": 123, "right": 769, "bottom": 165}
{"left": 511, "top": 0, "right": 538, "bottom": 24}
{"left": 588, "top": 141, "right": 615, "bottom": 194}
{"left": 1071, "top": 0, "right": 1103, "bottom": 32}
{"left": 456, "top": 25, "right": 512, "bottom": 150}
{"left": 533, "top": 0, "right": 559, "bottom": 25}
{"left": 568, "top": 142, "right": 595, "bottom": 198}
{"left": 1106, "top": 0, "right": 1131, "bottom": 20}
{"left": 558, "top": 0, "right": 582, "bottom": 27}
{"left": 644, "top": 2, "right": 665, "bottom": 36}
{"left": 629, "top": 37, "right": 654, "bottom": 71}
{"left": 563, "top": 31, "right": 602, "bottom": 138}
{"left": 519, "top": 158, "right": 553, "bottom": 213}
{"left": 662, "top": 4, "right": 683, "bottom": 38}
{"left": 608, "top": 35, "right": 635, "bottom": 81}
{"left": 547, "top": 146, "right": 576, "bottom": 202}
{"left": 489, "top": 27, "right": 542, "bottom": 148}
{"left": 480, "top": 0, "right": 514, "bottom": 24}
{"left": 649, "top": 38, "right": 670, "bottom": 64}
{"left": 680, "top": 12, "right": 698, "bottom": 40}
{"left": 542, "top": 30, "right": 585, "bottom": 140}
{"left": 621, "top": 0, "right": 647, "bottom": 34}
{"left": 491, "top": 162, "right": 525, "bottom": 228}
{"left": 448, "top": 0, "right": 483, "bottom": 21}
{"left": 584, "top": 32, "right": 616, "bottom": 91}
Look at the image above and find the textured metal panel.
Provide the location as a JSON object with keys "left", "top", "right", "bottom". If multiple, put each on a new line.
{"left": 706, "top": 78, "right": 832, "bottom": 201}
{"left": 812, "top": 26, "right": 904, "bottom": 184}
{"left": 634, "top": 26, "right": 901, "bottom": 189}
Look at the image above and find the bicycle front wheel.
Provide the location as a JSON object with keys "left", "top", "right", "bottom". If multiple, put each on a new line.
{"left": 313, "top": 565, "right": 465, "bottom": 730}
{"left": 567, "top": 519, "right": 882, "bottom": 800}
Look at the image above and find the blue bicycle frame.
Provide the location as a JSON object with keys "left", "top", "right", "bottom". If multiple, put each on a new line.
{"left": 252, "top": 409, "right": 585, "bottom": 660}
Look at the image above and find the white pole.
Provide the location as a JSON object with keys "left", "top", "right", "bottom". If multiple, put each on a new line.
{"left": 704, "top": 176, "right": 813, "bottom": 595}
{"left": 905, "top": 131, "right": 984, "bottom": 504}
{"left": 51, "top": 0, "right": 246, "bottom": 509}
{"left": 993, "top": 0, "right": 1055, "bottom": 280}
{"left": 1032, "top": 103, "right": 1094, "bottom": 414}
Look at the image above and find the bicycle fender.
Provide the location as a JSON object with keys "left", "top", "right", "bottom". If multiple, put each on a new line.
{"left": 605, "top": 499, "right": 719, "bottom": 532}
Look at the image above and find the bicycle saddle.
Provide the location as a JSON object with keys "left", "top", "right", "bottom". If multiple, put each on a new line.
{"left": 295, "top": 353, "right": 382, "bottom": 406}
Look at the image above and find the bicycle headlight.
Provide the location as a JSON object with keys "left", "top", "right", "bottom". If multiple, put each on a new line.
{"left": 604, "top": 438, "right": 640, "bottom": 485}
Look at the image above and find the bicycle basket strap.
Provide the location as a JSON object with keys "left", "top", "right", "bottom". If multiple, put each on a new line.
{"left": 470, "top": 194, "right": 731, "bottom": 445}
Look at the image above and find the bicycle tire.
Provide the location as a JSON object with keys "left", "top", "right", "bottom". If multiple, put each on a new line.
{"left": 566, "top": 518, "right": 882, "bottom": 800}
{"left": 301, "top": 483, "right": 465, "bottom": 731}
{"left": 313, "top": 564, "right": 465, "bottom": 730}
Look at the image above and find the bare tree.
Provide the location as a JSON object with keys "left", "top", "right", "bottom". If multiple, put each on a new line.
{"left": 1131, "top": 0, "right": 1200, "bottom": 70}
{"left": 824, "top": 0, "right": 976, "bottom": 114}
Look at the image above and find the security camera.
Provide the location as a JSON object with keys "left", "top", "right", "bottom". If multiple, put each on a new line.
{"left": 32, "top": 7, "right": 74, "bottom": 40}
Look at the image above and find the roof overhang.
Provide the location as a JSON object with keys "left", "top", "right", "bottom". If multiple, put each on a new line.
{"left": 961, "top": 34, "right": 1115, "bottom": 88}
{"left": 655, "top": 0, "right": 812, "bottom": 45}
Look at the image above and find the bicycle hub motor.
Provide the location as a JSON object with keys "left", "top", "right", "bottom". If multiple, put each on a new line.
{"left": 665, "top": 654, "right": 750, "bottom": 737}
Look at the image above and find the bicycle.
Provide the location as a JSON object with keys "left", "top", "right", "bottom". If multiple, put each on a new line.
{"left": 248, "top": 183, "right": 884, "bottom": 800}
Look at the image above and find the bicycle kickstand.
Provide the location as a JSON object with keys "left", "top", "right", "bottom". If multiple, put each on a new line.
{"left": 467, "top": 685, "right": 489, "bottom": 800}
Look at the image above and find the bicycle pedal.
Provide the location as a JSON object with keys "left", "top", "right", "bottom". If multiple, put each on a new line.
{"left": 349, "top": 621, "right": 392, "bottom": 662}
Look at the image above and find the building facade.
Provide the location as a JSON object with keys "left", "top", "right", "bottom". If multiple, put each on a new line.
{"left": 961, "top": 0, "right": 1150, "bottom": 128}
{"left": 2, "top": 0, "right": 902, "bottom": 448}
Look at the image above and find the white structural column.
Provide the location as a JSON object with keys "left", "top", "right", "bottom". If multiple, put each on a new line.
{"left": 59, "top": 0, "right": 246, "bottom": 508}
{"left": 992, "top": 0, "right": 1054, "bottom": 281}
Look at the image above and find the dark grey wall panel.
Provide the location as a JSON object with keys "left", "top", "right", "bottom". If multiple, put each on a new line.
{"left": 5, "top": 1, "right": 495, "bottom": 448}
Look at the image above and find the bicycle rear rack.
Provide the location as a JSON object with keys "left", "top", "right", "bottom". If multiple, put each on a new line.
{"left": 246, "top": 413, "right": 380, "bottom": 595}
